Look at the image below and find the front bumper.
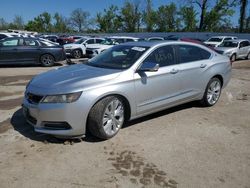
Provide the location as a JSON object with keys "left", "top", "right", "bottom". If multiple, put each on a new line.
{"left": 22, "top": 95, "right": 88, "bottom": 137}
{"left": 65, "top": 49, "right": 73, "bottom": 56}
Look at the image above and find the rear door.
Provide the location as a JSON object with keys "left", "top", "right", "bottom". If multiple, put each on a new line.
{"left": 19, "top": 38, "right": 41, "bottom": 63}
{"left": 0, "top": 38, "right": 20, "bottom": 64}
{"left": 239, "top": 41, "right": 250, "bottom": 58}
{"left": 175, "top": 44, "right": 212, "bottom": 99}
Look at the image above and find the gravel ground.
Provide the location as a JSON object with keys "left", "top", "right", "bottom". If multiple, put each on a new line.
{"left": 0, "top": 59, "right": 249, "bottom": 188}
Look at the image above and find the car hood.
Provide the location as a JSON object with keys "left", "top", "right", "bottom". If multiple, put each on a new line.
{"left": 87, "top": 44, "right": 113, "bottom": 49}
{"left": 64, "top": 44, "right": 82, "bottom": 49}
{"left": 28, "top": 64, "right": 121, "bottom": 95}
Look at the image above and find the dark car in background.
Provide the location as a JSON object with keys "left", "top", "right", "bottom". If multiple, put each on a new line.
{"left": 0, "top": 37, "right": 66, "bottom": 66}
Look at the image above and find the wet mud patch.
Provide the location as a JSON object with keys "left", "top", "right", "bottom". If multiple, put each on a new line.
{"left": 0, "top": 97, "right": 23, "bottom": 110}
{"left": 108, "top": 150, "right": 178, "bottom": 187}
{"left": 0, "top": 75, "right": 34, "bottom": 85}
{"left": 0, "top": 118, "right": 12, "bottom": 133}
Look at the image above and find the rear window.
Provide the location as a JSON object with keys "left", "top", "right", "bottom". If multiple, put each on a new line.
{"left": 208, "top": 38, "right": 222, "bottom": 42}
{"left": 39, "top": 40, "right": 58, "bottom": 46}
{"left": 177, "top": 45, "right": 211, "bottom": 63}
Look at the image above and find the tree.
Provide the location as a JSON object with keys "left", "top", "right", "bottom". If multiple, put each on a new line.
{"left": 239, "top": 0, "right": 248, "bottom": 32}
{"left": 179, "top": 6, "right": 197, "bottom": 31}
{"left": 10, "top": 15, "right": 24, "bottom": 29}
{"left": 202, "top": 0, "right": 237, "bottom": 31}
{"left": 96, "top": 5, "right": 122, "bottom": 32}
{"left": 155, "top": 3, "right": 180, "bottom": 32}
{"left": 120, "top": 0, "right": 142, "bottom": 32}
{"left": 192, "top": 0, "right": 208, "bottom": 31}
{"left": 25, "top": 12, "right": 52, "bottom": 32}
{"left": 70, "top": 8, "right": 90, "bottom": 32}
{"left": 0, "top": 18, "right": 8, "bottom": 30}
{"left": 53, "top": 13, "right": 69, "bottom": 33}
{"left": 143, "top": 0, "right": 156, "bottom": 31}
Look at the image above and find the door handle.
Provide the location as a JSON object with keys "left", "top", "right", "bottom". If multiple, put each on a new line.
{"left": 200, "top": 64, "right": 207, "bottom": 68}
{"left": 170, "top": 69, "right": 179, "bottom": 74}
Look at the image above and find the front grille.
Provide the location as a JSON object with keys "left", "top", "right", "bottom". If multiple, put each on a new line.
{"left": 216, "top": 50, "right": 224, "bottom": 54}
{"left": 86, "top": 49, "right": 94, "bottom": 55}
{"left": 26, "top": 93, "right": 44, "bottom": 104}
{"left": 65, "top": 49, "right": 72, "bottom": 53}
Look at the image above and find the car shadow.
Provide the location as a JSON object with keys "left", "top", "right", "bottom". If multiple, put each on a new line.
{"left": 123, "top": 101, "right": 202, "bottom": 129}
{"left": 11, "top": 101, "right": 202, "bottom": 144}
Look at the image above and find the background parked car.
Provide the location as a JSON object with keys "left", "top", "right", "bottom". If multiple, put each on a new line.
{"left": 215, "top": 39, "right": 250, "bottom": 61}
{"left": 86, "top": 38, "right": 117, "bottom": 58}
{"left": 64, "top": 37, "right": 105, "bottom": 58}
{"left": 0, "top": 37, "right": 66, "bottom": 66}
{"left": 108, "top": 36, "right": 141, "bottom": 44}
{"left": 204, "top": 36, "right": 237, "bottom": 47}
{"left": 0, "top": 32, "right": 22, "bottom": 40}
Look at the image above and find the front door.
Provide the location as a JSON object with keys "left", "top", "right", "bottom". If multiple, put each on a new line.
{"left": 134, "top": 45, "right": 182, "bottom": 115}
{"left": 0, "top": 38, "right": 20, "bottom": 64}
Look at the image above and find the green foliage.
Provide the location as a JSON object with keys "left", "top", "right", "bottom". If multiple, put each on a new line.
{"left": 179, "top": 6, "right": 198, "bottom": 31}
{"left": 143, "top": 0, "right": 156, "bottom": 32}
{"left": 96, "top": 5, "right": 122, "bottom": 32}
{"left": 202, "top": 0, "right": 236, "bottom": 32}
{"left": 120, "top": 0, "right": 142, "bottom": 32}
{"left": 155, "top": 3, "right": 180, "bottom": 32}
{"left": 25, "top": 12, "right": 52, "bottom": 32}
{"left": 53, "top": 13, "right": 69, "bottom": 33}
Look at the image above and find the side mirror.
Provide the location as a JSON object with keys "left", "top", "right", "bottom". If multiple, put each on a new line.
{"left": 137, "top": 62, "right": 159, "bottom": 72}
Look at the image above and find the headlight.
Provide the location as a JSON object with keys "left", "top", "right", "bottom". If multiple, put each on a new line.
{"left": 41, "top": 91, "right": 82, "bottom": 103}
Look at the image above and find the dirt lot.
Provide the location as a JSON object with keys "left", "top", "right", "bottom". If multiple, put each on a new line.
{"left": 0, "top": 60, "right": 249, "bottom": 188}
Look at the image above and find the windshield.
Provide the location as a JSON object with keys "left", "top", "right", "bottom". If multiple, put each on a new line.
{"left": 87, "top": 45, "right": 149, "bottom": 70}
{"left": 219, "top": 41, "right": 238, "bottom": 47}
{"left": 74, "top": 38, "right": 88, "bottom": 44}
{"left": 208, "top": 37, "right": 223, "bottom": 42}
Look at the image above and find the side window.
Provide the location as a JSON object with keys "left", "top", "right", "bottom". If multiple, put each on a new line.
{"left": 178, "top": 45, "right": 211, "bottom": 63}
{"left": 126, "top": 38, "right": 135, "bottom": 42}
{"left": 85, "top": 39, "right": 95, "bottom": 44}
{"left": 96, "top": 39, "right": 104, "bottom": 43}
{"left": 1, "top": 39, "right": 18, "bottom": 46}
{"left": 143, "top": 45, "right": 176, "bottom": 67}
{"left": 241, "top": 41, "right": 250, "bottom": 47}
{"left": 0, "top": 34, "right": 7, "bottom": 40}
{"left": 24, "top": 39, "right": 38, "bottom": 46}
{"left": 224, "top": 37, "right": 232, "bottom": 41}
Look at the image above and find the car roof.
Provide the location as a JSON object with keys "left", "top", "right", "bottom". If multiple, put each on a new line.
{"left": 209, "top": 36, "right": 237, "bottom": 38}
{"left": 224, "top": 39, "right": 249, "bottom": 42}
{"left": 120, "top": 40, "right": 209, "bottom": 48}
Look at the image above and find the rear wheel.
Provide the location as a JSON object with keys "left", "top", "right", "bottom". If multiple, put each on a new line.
{"left": 200, "top": 77, "right": 222, "bottom": 107}
{"left": 88, "top": 96, "right": 125, "bottom": 139}
{"left": 72, "top": 49, "right": 82, "bottom": 59}
{"left": 40, "top": 54, "right": 55, "bottom": 67}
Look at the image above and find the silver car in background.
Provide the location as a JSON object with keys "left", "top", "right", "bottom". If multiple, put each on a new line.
{"left": 215, "top": 39, "right": 250, "bottom": 61}
{"left": 23, "top": 41, "right": 231, "bottom": 139}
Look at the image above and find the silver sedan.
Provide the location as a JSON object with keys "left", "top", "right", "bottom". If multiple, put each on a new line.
{"left": 23, "top": 41, "right": 231, "bottom": 139}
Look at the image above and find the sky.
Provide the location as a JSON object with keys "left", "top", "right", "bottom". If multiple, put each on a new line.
{"left": 0, "top": 0, "right": 247, "bottom": 26}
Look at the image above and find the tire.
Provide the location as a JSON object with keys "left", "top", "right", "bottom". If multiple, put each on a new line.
{"left": 230, "top": 54, "right": 236, "bottom": 62}
{"left": 245, "top": 52, "right": 250, "bottom": 60}
{"left": 200, "top": 77, "right": 222, "bottom": 107}
{"left": 87, "top": 96, "right": 125, "bottom": 139}
{"left": 72, "top": 49, "right": 82, "bottom": 59}
{"left": 40, "top": 54, "right": 55, "bottom": 67}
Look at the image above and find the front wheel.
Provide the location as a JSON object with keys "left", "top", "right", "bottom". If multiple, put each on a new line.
{"left": 230, "top": 54, "right": 236, "bottom": 62}
{"left": 200, "top": 77, "right": 222, "bottom": 107}
{"left": 72, "top": 49, "right": 82, "bottom": 59}
{"left": 40, "top": 54, "right": 55, "bottom": 67}
{"left": 87, "top": 96, "right": 125, "bottom": 139}
{"left": 245, "top": 52, "right": 250, "bottom": 60}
